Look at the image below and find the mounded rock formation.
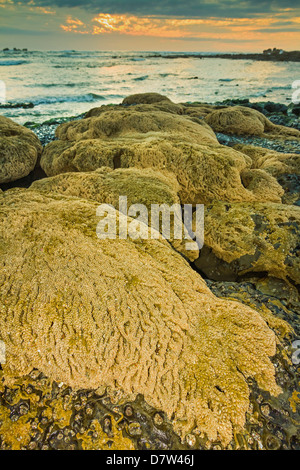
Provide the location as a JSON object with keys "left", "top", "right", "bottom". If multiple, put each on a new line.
{"left": 194, "top": 202, "right": 300, "bottom": 284}
{"left": 233, "top": 144, "right": 300, "bottom": 177}
{"left": 55, "top": 108, "right": 216, "bottom": 144}
{"left": 122, "top": 93, "right": 172, "bottom": 106}
{"left": 0, "top": 189, "right": 282, "bottom": 446}
{"left": 205, "top": 106, "right": 300, "bottom": 137}
{"left": 233, "top": 144, "right": 300, "bottom": 206}
{"left": 40, "top": 114, "right": 283, "bottom": 205}
{"left": 0, "top": 116, "right": 42, "bottom": 184}
{"left": 30, "top": 167, "right": 198, "bottom": 261}
{"left": 30, "top": 167, "right": 180, "bottom": 207}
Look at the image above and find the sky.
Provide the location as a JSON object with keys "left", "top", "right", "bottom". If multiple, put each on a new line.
{"left": 0, "top": 0, "right": 299, "bottom": 51}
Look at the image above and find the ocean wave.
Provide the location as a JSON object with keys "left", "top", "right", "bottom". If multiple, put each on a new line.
{"left": 31, "top": 93, "right": 125, "bottom": 106}
{"left": 269, "top": 85, "right": 291, "bottom": 91}
{"left": 133, "top": 75, "right": 149, "bottom": 81}
{"left": 0, "top": 60, "right": 28, "bottom": 66}
{"left": 25, "top": 83, "right": 87, "bottom": 88}
{"left": 249, "top": 90, "right": 269, "bottom": 98}
{"left": 32, "top": 93, "right": 107, "bottom": 106}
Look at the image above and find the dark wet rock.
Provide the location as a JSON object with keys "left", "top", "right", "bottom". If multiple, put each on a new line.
{"left": 0, "top": 371, "right": 185, "bottom": 450}
{"left": 277, "top": 174, "right": 300, "bottom": 206}
{"left": 216, "top": 133, "right": 300, "bottom": 154}
{"left": 24, "top": 114, "right": 85, "bottom": 146}
{"left": 0, "top": 102, "right": 34, "bottom": 110}
{"left": 194, "top": 202, "right": 300, "bottom": 285}
{"left": 0, "top": 166, "right": 47, "bottom": 191}
{"left": 206, "top": 278, "right": 300, "bottom": 333}
{"left": 289, "top": 104, "right": 300, "bottom": 117}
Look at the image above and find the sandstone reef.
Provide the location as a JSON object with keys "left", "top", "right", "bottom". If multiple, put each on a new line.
{"left": 0, "top": 92, "right": 299, "bottom": 450}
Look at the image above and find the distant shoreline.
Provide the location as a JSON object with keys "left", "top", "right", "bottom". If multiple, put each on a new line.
{"left": 147, "top": 50, "right": 300, "bottom": 62}
{"left": 2, "top": 48, "right": 300, "bottom": 62}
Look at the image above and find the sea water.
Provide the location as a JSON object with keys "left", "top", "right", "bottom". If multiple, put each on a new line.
{"left": 0, "top": 50, "right": 298, "bottom": 124}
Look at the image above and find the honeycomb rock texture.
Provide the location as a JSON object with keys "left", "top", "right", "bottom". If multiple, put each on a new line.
{"left": 41, "top": 138, "right": 283, "bottom": 205}
{"left": 30, "top": 167, "right": 198, "bottom": 261}
{"left": 0, "top": 189, "right": 281, "bottom": 445}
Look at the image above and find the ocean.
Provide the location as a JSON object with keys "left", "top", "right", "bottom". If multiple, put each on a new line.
{"left": 0, "top": 50, "right": 298, "bottom": 124}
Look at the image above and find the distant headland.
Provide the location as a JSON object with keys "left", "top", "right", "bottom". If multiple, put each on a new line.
{"left": 3, "top": 48, "right": 28, "bottom": 52}
{"left": 148, "top": 48, "right": 300, "bottom": 62}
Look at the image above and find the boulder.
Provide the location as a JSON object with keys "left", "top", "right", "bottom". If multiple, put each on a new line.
{"left": 205, "top": 106, "right": 300, "bottom": 137}
{"left": 194, "top": 202, "right": 300, "bottom": 284}
{"left": 0, "top": 188, "right": 282, "bottom": 446}
{"left": 122, "top": 93, "right": 172, "bottom": 105}
{"left": 41, "top": 127, "right": 283, "bottom": 205}
{"left": 0, "top": 116, "right": 42, "bottom": 184}
{"left": 233, "top": 144, "right": 300, "bottom": 177}
{"left": 234, "top": 144, "right": 300, "bottom": 205}
{"left": 30, "top": 167, "right": 198, "bottom": 261}
{"left": 55, "top": 108, "right": 216, "bottom": 144}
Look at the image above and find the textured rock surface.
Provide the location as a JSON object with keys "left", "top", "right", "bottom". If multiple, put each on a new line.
{"left": 205, "top": 106, "right": 300, "bottom": 138}
{"left": 233, "top": 144, "right": 300, "bottom": 206}
{"left": 0, "top": 370, "right": 185, "bottom": 451}
{"left": 0, "top": 116, "right": 42, "bottom": 184}
{"left": 55, "top": 108, "right": 216, "bottom": 144}
{"left": 30, "top": 167, "right": 198, "bottom": 261}
{"left": 122, "top": 93, "right": 172, "bottom": 106}
{"left": 233, "top": 144, "right": 300, "bottom": 177}
{"left": 0, "top": 189, "right": 283, "bottom": 446}
{"left": 194, "top": 202, "right": 300, "bottom": 284}
{"left": 30, "top": 167, "right": 180, "bottom": 207}
{"left": 41, "top": 137, "right": 283, "bottom": 205}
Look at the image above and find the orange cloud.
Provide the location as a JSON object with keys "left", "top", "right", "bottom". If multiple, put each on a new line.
{"left": 59, "top": 12, "right": 300, "bottom": 43}
{"left": 29, "top": 6, "right": 56, "bottom": 15}
{"left": 60, "top": 15, "right": 90, "bottom": 34}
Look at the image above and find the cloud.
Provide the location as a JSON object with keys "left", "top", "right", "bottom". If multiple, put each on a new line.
{"left": 0, "top": 26, "right": 49, "bottom": 34}
{"left": 256, "top": 27, "right": 300, "bottom": 32}
{"left": 57, "top": 11, "right": 300, "bottom": 41}
{"left": 11, "top": 0, "right": 300, "bottom": 18}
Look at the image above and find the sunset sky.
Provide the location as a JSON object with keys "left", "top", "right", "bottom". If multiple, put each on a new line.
{"left": 0, "top": 0, "right": 299, "bottom": 51}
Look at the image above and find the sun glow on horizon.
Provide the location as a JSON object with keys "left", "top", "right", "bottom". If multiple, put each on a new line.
{"left": 1, "top": 1, "right": 299, "bottom": 51}
{"left": 57, "top": 11, "right": 300, "bottom": 47}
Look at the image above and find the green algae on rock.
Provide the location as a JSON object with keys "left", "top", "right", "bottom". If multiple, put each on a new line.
{"left": 194, "top": 202, "right": 300, "bottom": 285}
{"left": 54, "top": 107, "right": 217, "bottom": 145}
{"left": 0, "top": 188, "right": 284, "bottom": 446}
{"left": 1, "top": 363, "right": 299, "bottom": 450}
{"left": 29, "top": 167, "right": 199, "bottom": 261}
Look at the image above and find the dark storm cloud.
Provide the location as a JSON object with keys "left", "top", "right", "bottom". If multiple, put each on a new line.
{"left": 0, "top": 27, "right": 49, "bottom": 35}
{"left": 13, "top": 0, "right": 300, "bottom": 17}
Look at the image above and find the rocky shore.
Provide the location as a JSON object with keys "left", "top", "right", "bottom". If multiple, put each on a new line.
{"left": 0, "top": 93, "right": 299, "bottom": 450}
{"left": 148, "top": 49, "right": 300, "bottom": 62}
